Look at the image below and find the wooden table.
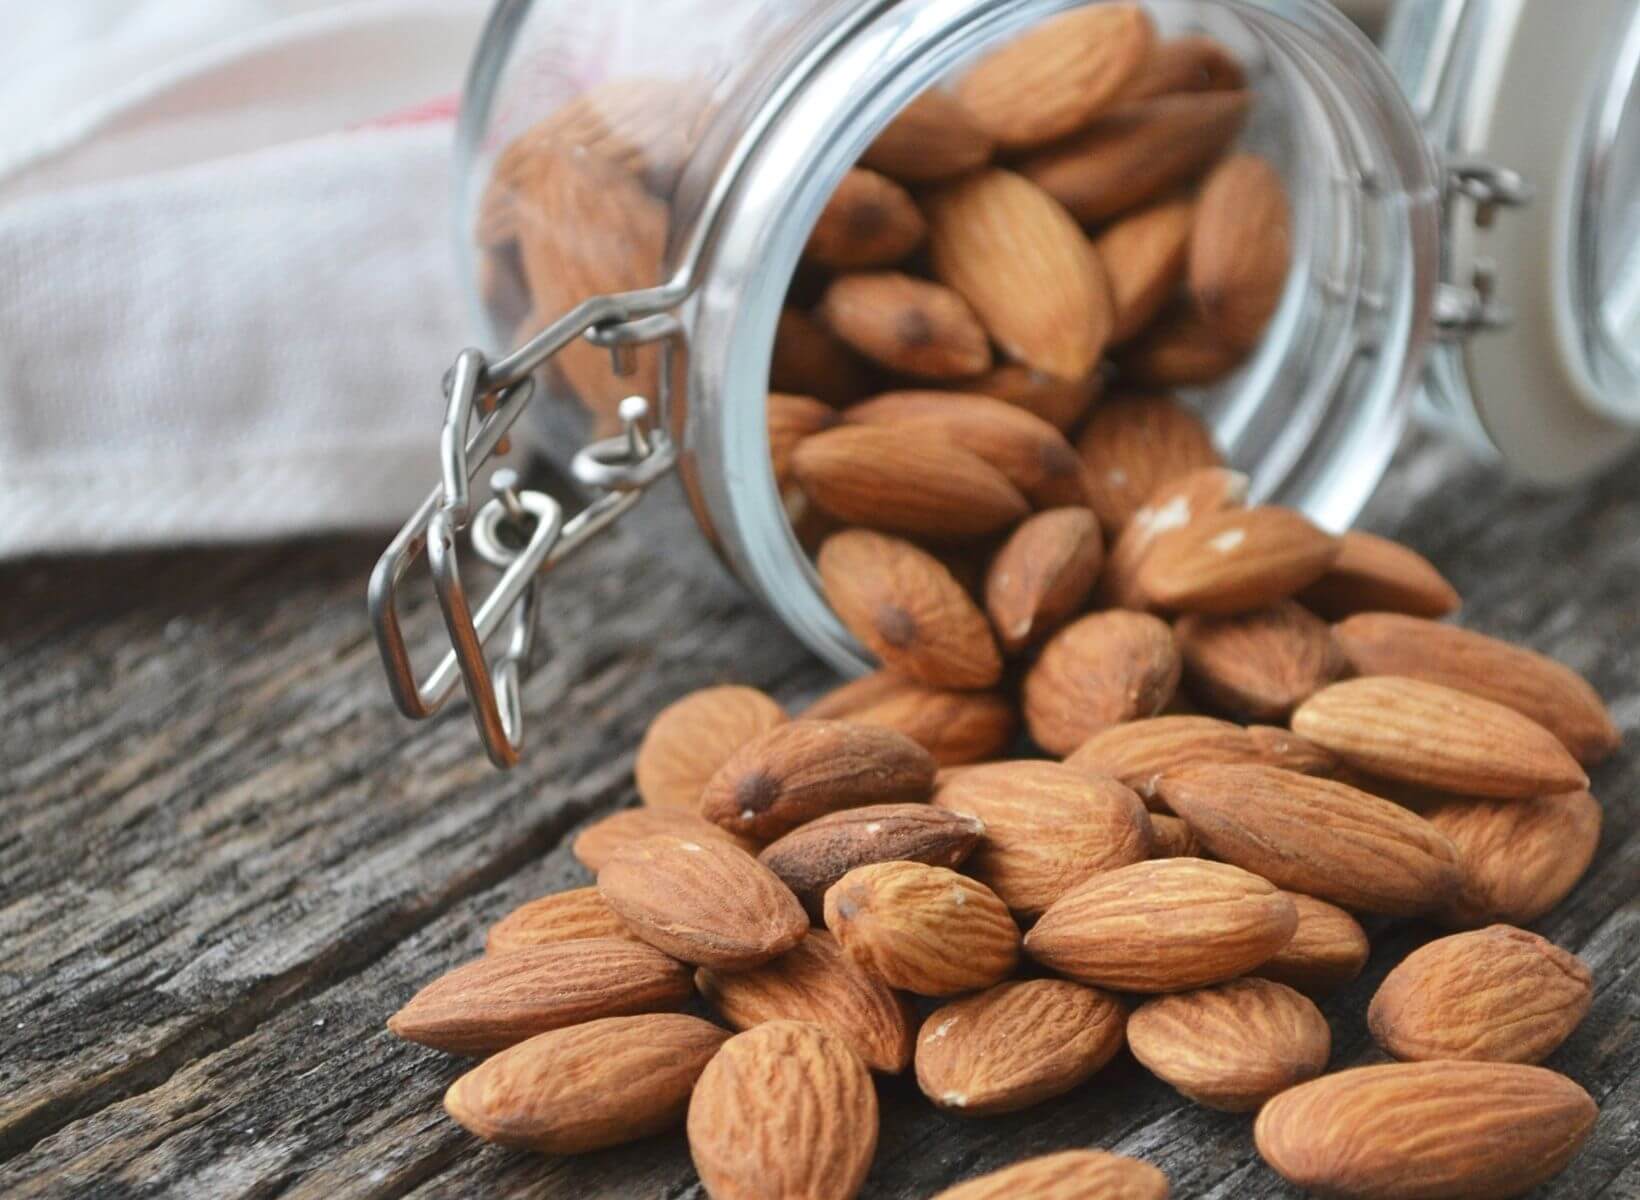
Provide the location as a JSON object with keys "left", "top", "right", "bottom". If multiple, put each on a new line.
{"left": 3, "top": 436, "right": 1636, "bottom": 1198}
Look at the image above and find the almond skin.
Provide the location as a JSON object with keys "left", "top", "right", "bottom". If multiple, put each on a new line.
{"left": 386, "top": 939, "right": 692, "bottom": 1056}
{"left": 931, "top": 1150, "right": 1170, "bottom": 1200}
{"left": 598, "top": 834, "right": 808, "bottom": 969}
{"left": 443, "top": 1013, "right": 728, "bottom": 1153}
{"left": 970, "top": 362, "right": 1101, "bottom": 432}
{"left": 635, "top": 685, "right": 787, "bottom": 812}
{"left": 1252, "top": 893, "right": 1371, "bottom": 997}
{"left": 1097, "top": 195, "right": 1196, "bottom": 344}
{"left": 1148, "top": 814, "right": 1201, "bottom": 859}
{"left": 1128, "top": 977, "right": 1330, "bottom": 1111}
{"left": 758, "top": 803, "right": 986, "bottom": 921}
{"left": 1116, "top": 301, "right": 1248, "bottom": 388}
{"left": 697, "top": 717, "right": 936, "bottom": 842}
{"left": 572, "top": 806, "right": 756, "bottom": 873}
{"left": 771, "top": 306, "right": 871, "bottom": 406}
{"left": 1074, "top": 393, "right": 1224, "bottom": 533}
{"left": 485, "top": 886, "right": 639, "bottom": 954}
{"left": 688, "top": 1020, "right": 878, "bottom": 1200}
{"left": 1423, "top": 790, "right": 1602, "bottom": 928}
{"left": 915, "top": 979, "right": 1127, "bottom": 1115}
{"left": 1292, "top": 676, "right": 1590, "bottom": 799}
{"left": 1023, "top": 611, "right": 1181, "bottom": 756}
{"left": 820, "top": 271, "right": 992, "bottom": 379}
{"left": 1175, "top": 600, "right": 1345, "bottom": 720}
{"left": 1138, "top": 505, "right": 1341, "bottom": 614}
{"left": 1255, "top": 1062, "right": 1598, "bottom": 1200}
{"left": 1369, "top": 926, "right": 1594, "bottom": 1065}
{"left": 697, "top": 930, "right": 916, "bottom": 1073}
{"left": 1297, "top": 530, "right": 1461, "bottom": 619}
{"left": 1066, "top": 715, "right": 1335, "bottom": 807}
{"left": 984, "top": 508, "right": 1104, "bottom": 653}
{"left": 818, "top": 531, "right": 1004, "bottom": 689}
{"left": 1331, "top": 614, "right": 1618, "bottom": 766}
{"left": 767, "top": 392, "right": 840, "bottom": 487}
{"left": 932, "top": 760, "right": 1152, "bottom": 916}
{"left": 803, "top": 671, "right": 1016, "bottom": 766}
{"left": 1189, "top": 154, "right": 1291, "bottom": 351}
{"left": 1098, "top": 465, "right": 1249, "bottom": 608}
{"left": 1120, "top": 34, "right": 1248, "bottom": 101}
{"left": 1025, "top": 858, "right": 1298, "bottom": 992}
{"left": 825, "top": 862, "right": 1020, "bottom": 996}
{"left": 804, "top": 166, "right": 926, "bottom": 269}
{"left": 1156, "top": 764, "right": 1461, "bottom": 916}
{"left": 861, "top": 88, "right": 994, "bottom": 182}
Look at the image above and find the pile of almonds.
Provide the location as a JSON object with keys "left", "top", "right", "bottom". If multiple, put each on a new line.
{"left": 420, "top": 7, "right": 1620, "bottom": 1198}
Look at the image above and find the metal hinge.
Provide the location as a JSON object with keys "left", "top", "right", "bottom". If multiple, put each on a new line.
{"left": 1435, "top": 158, "right": 1532, "bottom": 340}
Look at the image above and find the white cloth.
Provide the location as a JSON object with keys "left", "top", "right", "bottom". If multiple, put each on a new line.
{"left": 0, "top": 0, "right": 493, "bottom": 557}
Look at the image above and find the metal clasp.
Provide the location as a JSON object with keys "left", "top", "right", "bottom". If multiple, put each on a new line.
{"left": 1435, "top": 157, "right": 1532, "bottom": 340}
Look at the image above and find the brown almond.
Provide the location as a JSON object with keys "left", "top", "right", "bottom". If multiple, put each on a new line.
{"left": 1138, "top": 505, "right": 1341, "bottom": 614}
{"left": 824, "top": 862, "right": 1020, "bottom": 996}
{"left": 1074, "top": 393, "right": 1224, "bottom": 533}
{"left": 820, "top": 271, "right": 992, "bottom": 379}
{"left": 969, "top": 362, "right": 1101, "bottom": 432}
{"left": 1297, "top": 529, "right": 1461, "bottom": 619}
{"left": 767, "top": 392, "right": 840, "bottom": 487}
{"left": 803, "top": 671, "right": 1016, "bottom": 766}
{"left": 1255, "top": 1062, "right": 1598, "bottom": 1199}
{"left": 1066, "top": 715, "right": 1335, "bottom": 807}
{"left": 862, "top": 88, "right": 995, "bottom": 182}
{"left": 804, "top": 167, "right": 927, "bottom": 270}
{"left": 1120, "top": 34, "right": 1248, "bottom": 101}
{"left": 1116, "top": 301, "right": 1248, "bottom": 388}
{"left": 443, "top": 1013, "right": 728, "bottom": 1153}
{"left": 598, "top": 834, "right": 808, "bottom": 969}
{"left": 931, "top": 1150, "right": 1170, "bottom": 1200}
{"left": 1128, "top": 978, "right": 1330, "bottom": 1111}
{"left": 1331, "top": 614, "right": 1617, "bottom": 765}
{"left": 386, "top": 939, "right": 692, "bottom": 1056}
{"left": 1156, "top": 764, "right": 1461, "bottom": 916}
{"left": 927, "top": 169, "right": 1114, "bottom": 381}
{"left": 1148, "top": 814, "right": 1201, "bottom": 859}
{"left": 697, "top": 930, "right": 916, "bottom": 1073}
{"left": 1097, "top": 195, "right": 1196, "bottom": 344}
{"left": 794, "top": 425, "right": 1029, "bottom": 538}
{"left": 916, "top": 979, "right": 1127, "bottom": 1115}
{"left": 984, "top": 508, "right": 1104, "bottom": 652}
{"left": 1189, "top": 154, "right": 1291, "bottom": 351}
{"left": 688, "top": 1021, "right": 878, "bottom": 1200}
{"left": 1022, "top": 611, "right": 1181, "bottom": 756}
{"left": 1252, "top": 893, "right": 1371, "bottom": 997}
{"left": 759, "top": 803, "right": 986, "bottom": 921}
{"left": 818, "top": 531, "right": 1004, "bottom": 689}
{"left": 1175, "top": 600, "right": 1344, "bottom": 720}
{"left": 572, "top": 806, "right": 756, "bottom": 873}
{"left": 1424, "top": 790, "right": 1602, "bottom": 928}
{"left": 1025, "top": 858, "right": 1298, "bottom": 992}
{"left": 1370, "top": 926, "right": 1594, "bottom": 1065}
{"left": 932, "top": 761, "right": 1152, "bottom": 916}
{"left": 697, "top": 717, "right": 936, "bottom": 842}
{"left": 485, "top": 887, "right": 638, "bottom": 954}
{"left": 1292, "top": 676, "right": 1590, "bottom": 798}
{"left": 771, "top": 307, "right": 871, "bottom": 407}
{"left": 956, "top": 5, "right": 1154, "bottom": 149}
{"left": 635, "top": 684, "right": 787, "bottom": 812}
{"left": 1099, "top": 466, "right": 1249, "bottom": 608}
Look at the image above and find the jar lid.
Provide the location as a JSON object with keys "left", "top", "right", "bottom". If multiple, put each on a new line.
{"left": 1384, "top": 0, "right": 1640, "bottom": 483}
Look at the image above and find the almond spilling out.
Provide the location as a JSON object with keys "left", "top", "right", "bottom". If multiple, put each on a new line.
{"left": 386, "top": 939, "right": 692, "bottom": 1056}
{"left": 1297, "top": 529, "right": 1461, "bottom": 619}
{"left": 1174, "top": 600, "right": 1344, "bottom": 721}
{"left": 1292, "top": 676, "right": 1590, "bottom": 799}
{"left": 1023, "top": 610, "right": 1181, "bottom": 755}
{"left": 1138, "top": 505, "right": 1341, "bottom": 614}
{"left": 932, "top": 760, "right": 1152, "bottom": 916}
{"left": 984, "top": 508, "right": 1104, "bottom": 653}
{"left": 485, "top": 886, "right": 638, "bottom": 954}
{"left": 1128, "top": 977, "right": 1330, "bottom": 1111}
{"left": 1100, "top": 467, "right": 1249, "bottom": 611}
{"left": 688, "top": 1021, "right": 878, "bottom": 1200}
{"left": 1025, "top": 858, "right": 1297, "bottom": 993}
{"left": 1097, "top": 195, "right": 1196, "bottom": 344}
{"left": 1066, "top": 715, "right": 1333, "bottom": 807}
{"left": 931, "top": 1150, "right": 1170, "bottom": 1200}
{"left": 804, "top": 166, "right": 926, "bottom": 270}
{"left": 825, "top": 861, "right": 1020, "bottom": 996}
{"left": 804, "top": 670, "right": 1016, "bottom": 765}
{"left": 1369, "top": 925, "right": 1594, "bottom": 1065}
{"left": 1074, "top": 393, "right": 1224, "bottom": 533}
{"left": 861, "top": 88, "right": 994, "bottom": 182}
{"left": 1188, "top": 153, "right": 1291, "bottom": 351}
{"left": 819, "top": 270, "right": 992, "bottom": 379}
{"left": 1252, "top": 893, "right": 1370, "bottom": 998}
{"left": 1255, "top": 1062, "right": 1598, "bottom": 1199}
{"left": 915, "top": 979, "right": 1127, "bottom": 1115}
{"left": 571, "top": 806, "right": 756, "bottom": 873}
{"left": 443, "top": 1013, "right": 728, "bottom": 1153}
{"left": 635, "top": 684, "right": 787, "bottom": 812}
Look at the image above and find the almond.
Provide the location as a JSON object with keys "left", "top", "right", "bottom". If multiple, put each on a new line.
{"left": 956, "top": 5, "right": 1154, "bottom": 149}
{"left": 1137, "top": 505, "right": 1341, "bottom": 614}
{"left": 1021, "top": 91, "right": 1251, "bottom": 222}
{"left": 443, "top": 1013, "right": 728, "bottom": 1153}
{"left": 1120, "top": 34, "right": 1248, "bottom": 101}
{"left": 1331, "top": 614, "right": 1618, "bottom": 765}
{"left": 862, "top": 88, "right": 995, "bottom": 182}
{"left": 803, "top": 671, "right": 1016, "bottom": 766}
{"left": 767, "top": 392, "right": 840, "bottom": 487}
{"left": 804, "top": 167, "right": 927, "bottom": 269}
{"left": 1074, "top": 393, "right": 1224, "bottom": 533}
{"left": 932, "top": 761, "right": 1152, "bottom": 916}
{"left": 1156, "top": 765, "right": 1462, "bottom": 916}
{"left": 819, "top": 271, "right": 992, "bottom": 379}
{"left": 1369, "top": 926, "right": 1593, "bottom": 1065}
{"left": 635, "top": 685, "right": 787, "bottom": 812}
{"left": 1296, "top": 530, "right": 1461, "bottom": 619}
{"left": 1292, "top": 676, "right": 1590, "bottom": 799}
{"left": 1252, "top": 893, "right": 1370, "bottom": 997}
{"left": 1148, "top": 813, "right": 1201, "bottom": 859}
{"left": 984, "top": 508, "right": 1104, "bottom": 652}
{"left": 758, "top": 803, "right": 986, "bottom": 921}
{"left": 915, "top": 979, "right": 1127, "bottom": 1115}
{"left": 1128, "top": 977, "right": 1330, "bottom": 1111}
{"left": 771, "top": 306, "right": 871, "bottom": 406}
{"left": 1025, "top": 858, "right": 1297, "bottom": 992}
{"left": 1099, "top": 466, "right": 1249, "bottom": 608}
{"left": 927, "top": 169, "right": 1114, "bottom": 381}
{"left": 1066, "top": 715, "right": 1335, "bottom": 806}
{"left": 386, "top": 939, "right": 692, "bottom": 1055}
{"left": 824, "top": 862, "right": 1020, "bottom": 996}
{"left": 794, "top": 425, "right": 1029, "bottom": 538}
{"left": 1115, "top": 301, "right": 1248, "bottom": 387}
{"left": 818, "top": 531, "right": 1004, "bottom": 689}
{"left": 697, "top": 717, "right": 936, "bottom": 842}
{"left": 572, "top": 806, "right": 756, "bottom": 872}
{"left": 1423, "top": 790, "right": 1602, "bottom": 928}
{"left": 697, "top": 930, "right": 916, "bottom": 1073}
{"left": 969, "top": 363, "right": 1100, "bottom": 432}
{"left": 688, "top": 1021, "right": 878, "bottom": 1200}
{"left": 1255, "top": 1062, "right": 1598, "bottom": 1199}
{"left": 1175, "top": 600, "right": 1344, "bottom": 720}
{"left": 485, "top": 886, "right": 639, "bottom": 954}
{"left": 1189, "top": 154, "right": 1291, "bottom": 351}
{"left": 598, "top": 834, "right": 808, "bottom": 969}
{"left": 1096, "top": 196, "right": 1196, "bottom": 344}
{"left": 1022, "top": 611, "right": 1181, "bottom": 755}
{"left": 931, "top": 1150, "right": 1170, "bottom": 1200}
